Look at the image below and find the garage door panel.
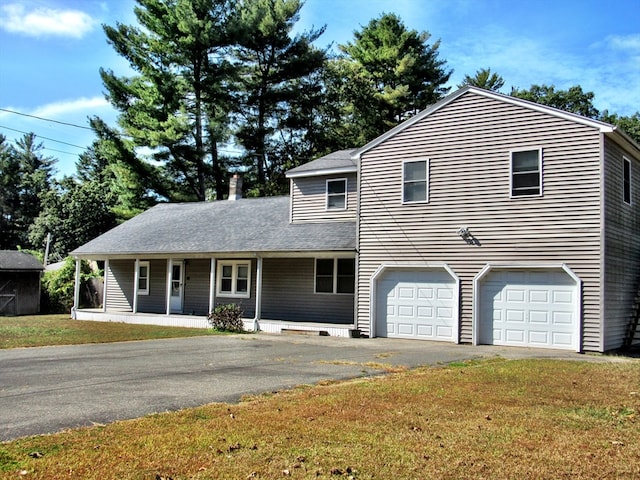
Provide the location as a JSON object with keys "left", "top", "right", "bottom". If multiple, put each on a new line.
{"left": 480, "top": 270, "right": 577, "bottom": 350}
{"left": 377, "top": 269, "right": 457, "bottom": 342}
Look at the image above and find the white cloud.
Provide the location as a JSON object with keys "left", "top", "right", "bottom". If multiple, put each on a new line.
{"left": 604, "top": 34, "right": 640, "bottom": 51}
{"left": 0, "top": 3, "right": 96, "bottom": 38}
{"left": 31, "top": 97, "right": 110, "bottom": 118}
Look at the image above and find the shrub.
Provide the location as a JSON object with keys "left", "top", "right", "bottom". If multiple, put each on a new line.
{"left": 207, "top": 303, "right": 244, "bottom": 333}
{"left": 41, "top": 257, "right": 101, "bottom": 313}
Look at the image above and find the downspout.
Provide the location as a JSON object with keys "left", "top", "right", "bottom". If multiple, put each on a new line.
{"left": 71, "top": 258, "right": 81, "bottom": 319}
{"left": 253, "top": 256, "right": 263, "bottom": 331}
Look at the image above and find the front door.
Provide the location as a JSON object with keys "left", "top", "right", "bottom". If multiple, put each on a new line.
{"left": 170, "top": 262, "right": 184, "bottom": 313}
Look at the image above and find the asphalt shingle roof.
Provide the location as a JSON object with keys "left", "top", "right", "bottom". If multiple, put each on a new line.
{"left": 72, "top": 196, "right": 356, "bottom": 257}
{"left": 286, "top": 149, "right": 358, "bottom": 177}
{"left": 0, "top": 251, "right": 43, "bottom": 271}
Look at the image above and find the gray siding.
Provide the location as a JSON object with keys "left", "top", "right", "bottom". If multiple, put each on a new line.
{"left": 106, "top": 260, "right": 133, "bottom": 311}
{"left": 356, "top": 92, "right": 604, "bottom": 350}
{"left": 137, "top": 259, "right": 168, "bottom": 313}
{"left": 602, "top": 137, "right": 640, "bottom": 350}
{"left": 184, "top": 259, "right": 211, "bottom": 316}
{"left": 291, "top": 173, "right": 357, "bottom": 223}
{"left": 261, "top": 257, "right": 354, "bottom": 323}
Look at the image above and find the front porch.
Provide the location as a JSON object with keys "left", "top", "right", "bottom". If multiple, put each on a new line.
{"left": 72, "top": 309, "right": 357, "bottom": 337}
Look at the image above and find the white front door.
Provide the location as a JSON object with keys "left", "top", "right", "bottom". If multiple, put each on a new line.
{"left": 170, "top": 262, "right": 184, "bottom": 313}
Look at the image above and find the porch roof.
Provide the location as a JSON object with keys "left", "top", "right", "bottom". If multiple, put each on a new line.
{"left": 71, "top": 196, "right": 356, "bottom": 258}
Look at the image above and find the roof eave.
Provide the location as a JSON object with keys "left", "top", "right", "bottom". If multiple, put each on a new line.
{"left": 286, "top": 165, "right": 358, "bottom": 179}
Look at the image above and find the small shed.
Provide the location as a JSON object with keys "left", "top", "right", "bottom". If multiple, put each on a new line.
{"left": 0, "top": 251, "right": 44, "bottom": 315}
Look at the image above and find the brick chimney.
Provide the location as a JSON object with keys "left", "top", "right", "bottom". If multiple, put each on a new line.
{"left": 228, "top": 173, "right": 243, "bottom": 201}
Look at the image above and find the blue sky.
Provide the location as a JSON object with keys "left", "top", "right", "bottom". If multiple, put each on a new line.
{"left": 0, "top": 0, "right": 639, "bottom": 177}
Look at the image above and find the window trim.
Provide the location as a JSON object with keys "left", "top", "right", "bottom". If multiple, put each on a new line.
{"left": 510, "top": 147, "right": 543, "bottom": 198}
{"left": 623, "top": 156, "right": 632, "bottom": 205}
{"left": 216, "top": 260, "right": 251, "bottom": 298}
{"left": 402, "top": 158, "right": 429, "bottom": 204}
{"left": 137, "top": 261, "right": 150, "bottom": 296}
{"left": 314, "top": 257, "right": 355, "bottom": 295}
{"left": 326, "top": 178, "right": 348, "bottom": 211}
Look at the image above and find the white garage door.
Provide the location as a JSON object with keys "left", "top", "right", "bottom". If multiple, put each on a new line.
{"left": 376, "top": 269, "right": 457, "bottom": 341}
{"left": 479, "top": 270, "right": 577, "bottom": 350}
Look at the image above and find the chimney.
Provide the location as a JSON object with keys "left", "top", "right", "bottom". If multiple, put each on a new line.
{"left": 228, "top": 173, "right": 243, "bottom": 201}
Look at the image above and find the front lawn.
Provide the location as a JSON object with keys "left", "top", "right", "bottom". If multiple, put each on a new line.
{"left": 1, "top": 358, "right": 638, "bottom": 479}
{"left": 0, "top": 315, "right": 215, "bottom": 349}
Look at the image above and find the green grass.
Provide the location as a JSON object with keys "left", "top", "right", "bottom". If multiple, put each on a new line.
{"left": 0, "top": 359, "right": 639, "bottom": 479}
{"left": 0, "top": 314, "right": 217, "bottom": 348}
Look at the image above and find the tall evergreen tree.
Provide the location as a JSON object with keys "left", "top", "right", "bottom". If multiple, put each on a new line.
{"left": 0, "top": 135, "right": 21, "bottom": 249}
{"left": 11, "top": 133, "right": 55, "bottom": 249}
{"left": 232, "top": 0, "right": 327, "bottom": 196}
{"left": 337, "top": 13, "right": 452, "bottom": 140}
{"left": 100, "top": 0, "right": 236, "bottom": 201}
{"left": 458, "top": 68, "right": 505, "bottom": 91}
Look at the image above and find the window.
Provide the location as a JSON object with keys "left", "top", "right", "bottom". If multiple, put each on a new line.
{"left": 326, "top": 179, "right": 347, "bottom": 210}
{"left": 624, "top": 157, "right": 632, "bottom": 205}
{"left": 403, "top": 160, "right": 428, "bottom": 203}
{"left": 137, "top": 261, "right": 149, "bottom": 295}
{"left": 315, "top": 258, "right": 355, "bottom": 294}
{"left": 511, "top": 149, "right": 542, "bottom": 197}
{"left": 217, "top": 261, "right": 251, "bottom": 298}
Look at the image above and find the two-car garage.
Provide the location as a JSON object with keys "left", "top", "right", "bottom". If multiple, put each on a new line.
{"left": 372, "top": 265, "right": 580, "bottom": 351}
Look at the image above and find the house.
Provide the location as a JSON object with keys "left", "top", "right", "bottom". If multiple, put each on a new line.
{"left": 71, "top": 86, "right": 640, "bottom": 352}
{"left": 0, "top": 250, "right": 44, "bottom": 315}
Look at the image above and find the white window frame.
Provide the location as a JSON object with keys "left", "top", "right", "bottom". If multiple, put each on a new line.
{"left": 402, "top": 159, "right": 429, "bottom": 204}
{"left": 137, "top": 261, "right": 150, "bottom": 295}
{"left": 510, "top": 148, "right": 543, "bottom": 198}
{"left": 314, "top": 258, "right": 355, "bottom": 295}
{"left": 623, "top": 156, "right": 632, "bottom": 205}
{"left": 326, "top": 178, "right": 348, "bottom": 210}
{"left": 216, "top": 260, "right": 251, "bottom": 298}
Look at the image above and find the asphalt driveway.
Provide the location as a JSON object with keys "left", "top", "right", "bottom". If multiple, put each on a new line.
{"left": 0, "top": 333, "right": 616, "bottom": 441}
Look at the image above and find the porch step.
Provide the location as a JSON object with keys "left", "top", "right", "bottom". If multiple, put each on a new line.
{"left": 281, "top": 328, "right": 329, "bottom": 336}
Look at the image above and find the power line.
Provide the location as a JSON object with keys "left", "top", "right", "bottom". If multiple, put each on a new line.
{"left": 0, "top": 125, "right": 87, "bottom": 149}
{"left": 0, "top": 108, "right": 94, "bottom": 130}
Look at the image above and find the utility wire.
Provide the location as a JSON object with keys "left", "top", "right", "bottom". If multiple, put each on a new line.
{"left": 0, "top": 107, "right": 94, "bottom": 130}
{"left": 0, "top": 125, "right": 86, "bottom": 149}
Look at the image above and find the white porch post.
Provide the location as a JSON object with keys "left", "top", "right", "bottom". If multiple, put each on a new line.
{"left": 208, "top": 257, "right": 216, "bottom": 315}
{"left": 253, "top": 256, "right": 263, "bottom": 331}
{"left": 102, "top": 259, "right": 109, "bottom": 312}
{"left": 166, "top": 258, "right": 173, "bottom": 315}
{"left": 71, "top": 258, "right": 81, "bottom": 319}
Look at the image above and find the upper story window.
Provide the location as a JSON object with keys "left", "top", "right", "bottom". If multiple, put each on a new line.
{"left": 137, "top": 261, "right": 149, "bottom": 295}
{"left": 511, "top": 148, "right": 542, "bottom": 197}
{"left": 315, "top": 258, "right": 355, "bottom": 294}
{"left": 403, "top": 159, "right": 428, "bottom": 203}
{"left": 217, "top": 261, "right": 251, "bottom": 298}
{"left": 623, "top": 156, "right": 631, "bottom": 205}
{"left": 326, "top": 178, "right": 347, "bottom": 210}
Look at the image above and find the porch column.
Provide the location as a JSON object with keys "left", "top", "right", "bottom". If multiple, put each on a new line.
{"left": 72, "top": 258, "right": 81, "bottom": 319}
{"left": 166, "top": 258, "right": 173, "bottom": 315}
{"left": 208, "top": 257, "right": 216, "bottom": 315}
{"left": 102, "top": 259, "right": 109, "bottom": 312}
{"left": 133, "top": 258, "right": 140, "bottom": 313}
{"left": 253, "top": 256, "right": 263, "bottom": 331}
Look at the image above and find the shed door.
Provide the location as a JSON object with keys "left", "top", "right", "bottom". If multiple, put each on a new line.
{"left": 376, "top": 269, "right": 457, "bottom": 341}
{"left": 479, "top": 270, "right": 577, "bottom": 350}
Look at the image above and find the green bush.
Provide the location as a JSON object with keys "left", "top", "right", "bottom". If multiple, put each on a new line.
{"left": 41, "top": 257, "right": 99, "bottom": 313}
{"left": 207, "top": 303, "right": 244, "bottom": 333}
